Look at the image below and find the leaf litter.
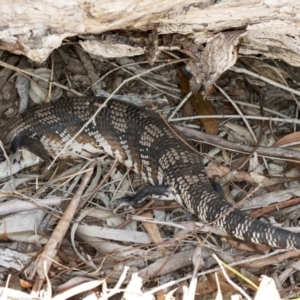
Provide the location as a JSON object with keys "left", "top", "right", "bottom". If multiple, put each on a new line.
{"left": 0, "top": 32, "right": 299, "bottom": 299}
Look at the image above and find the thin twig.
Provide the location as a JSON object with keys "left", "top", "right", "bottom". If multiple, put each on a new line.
{"left": 0, "top": 59, "right": 83, "bottom": 96}
{"left": 106, "top": 266, "right": 129, "bottom": 298}
{"left": 109, "top": 61, "right": 182, "bottom": 100}
{"left": 175, "top": 125, "right": 300, "bottom": 162}
{"left": 78, "top": 157, "right": 119, "bottom": 209}
{"left": 170, "top": 114, "right": 300, "bottom": 125}
{"left": 212, "top": 254, "right": 252, "bottom": 300}
{"left": 210, "top": 98, "right": 296, "bottom": 119}
{"left": 168, "top": 91, "right": 193, "bottom": 121}
{"left": 0, "top": 141, "right": 12, "bottom": 180}
{"left": 230, "top": 66, "right": 300, "bottom": 97}
{"left": 86, "top": 58, "right": 187, "bottom": 94}
{"left": 111, "top": 168, "right": 130, "bottom": 202}
{"left": 261, "top": 63, "right": 300, "bottom": 131}
{"left": 215, "top": 84, "right": 257, "bottom": 143}
{"left": 117, "top": 199, "right": 156, "bottom": 229}
{"left": 187, "top": 251, "right": 202, "bottom": 300}
{"left": 46, "top": 52, "right": 55, "bottom": 103}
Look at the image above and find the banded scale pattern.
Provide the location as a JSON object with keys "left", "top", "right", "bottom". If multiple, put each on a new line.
{"left": 1, "top": 97, "right": 300, "bottom": 249}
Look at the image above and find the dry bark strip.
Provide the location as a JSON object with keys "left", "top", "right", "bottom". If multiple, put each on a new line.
{"left": 29, "top": 162, "right": 96, "bottom": 290}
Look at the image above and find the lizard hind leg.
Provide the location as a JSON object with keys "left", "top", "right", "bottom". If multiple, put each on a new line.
{"left": 12, "top": 137, "right": 52, "bottom": 163}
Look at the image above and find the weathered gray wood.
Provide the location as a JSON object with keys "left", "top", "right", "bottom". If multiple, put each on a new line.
{"left": 0, "top": 0, "right": 299, "bottom": 65}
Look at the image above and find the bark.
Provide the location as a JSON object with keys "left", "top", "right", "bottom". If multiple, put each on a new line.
{"left": 0, "top": 0, "right": 299, "bottom": 66}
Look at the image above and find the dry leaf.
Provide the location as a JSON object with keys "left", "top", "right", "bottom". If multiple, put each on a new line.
{"left": 254, "top": 276, "right": 280, "bottom": 300}
{"left": 195, "top": 272, "right": 236, "bottom": 299}
{"left": 52, "top": 279, "right": 104, "bottom": 300}
{"left": 0, "top": 209, "right": 46, "bottom": 242}
{"left": 138, "top": 249, "right": 194, "bottom": 280}
{"left": 0, "top": 148, "right": 41, "bottom": 180}
{"left": 178, "top": 69, "right": 218, "bottom": 134}
{"left": 123, "top": 273, "right": 154, "bottom": 300}
{"left": 190, "top": 92, "right": 218, "bottom": 135}
{"left": 80, "top": 39, "right": 144, "bottom": 58}
{"left": 225, "top": 122, "right": 255, "bottom": 144}
{"left": 28, "top": 68, "right": 62, "bottom": 103}
{"left": 141, "top": 212, "right": 163, "bottom": 245}
{"left": 19, "top": 279, "right": 33, "bottom": 288}
{"left": 0, "top": 287, "right": 32, "bottom": 300}
{"left": 76, "top": 224, "right": 152, "bottom": 244}
{"left": 0, "top": 248, "right": 32, "bottom": 271}
{"left": 274, "top": 131, "right": 300, "bottom": 147}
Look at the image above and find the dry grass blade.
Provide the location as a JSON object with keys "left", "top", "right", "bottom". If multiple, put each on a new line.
{"left": 212, "top": 254, "right": 252, "bottom": 300}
